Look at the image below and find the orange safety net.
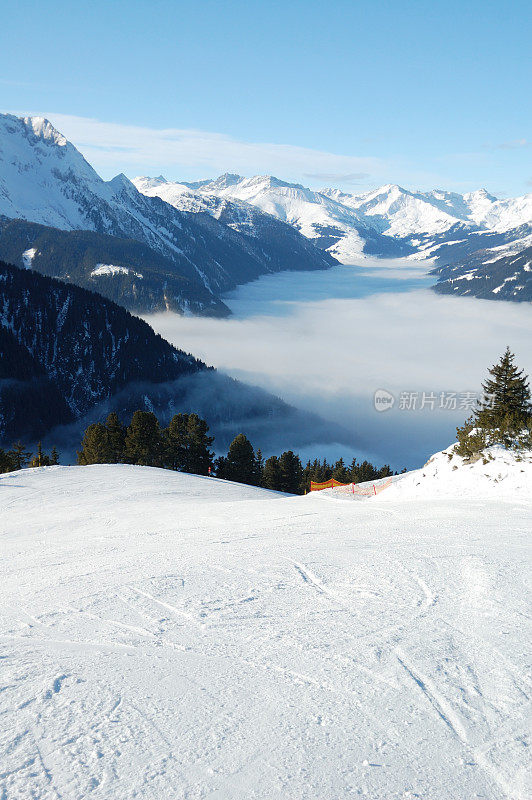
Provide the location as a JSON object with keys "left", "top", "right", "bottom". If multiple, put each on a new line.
{"left": 310, "top": 478, "right": 349, "bottom": 491}
{"left": 310, "top": 477, "right": 393, "bottom": 495}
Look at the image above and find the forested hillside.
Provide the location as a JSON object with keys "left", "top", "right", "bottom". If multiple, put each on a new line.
{"left": 0, "top": 217, "right": 229, "bottom": 316}
{"left": 0, "top": 261, "right": 205, "bottom": 441}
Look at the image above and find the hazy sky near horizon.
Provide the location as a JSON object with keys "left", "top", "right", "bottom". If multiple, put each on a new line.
{"left": 2, "top": 0, "right": 531, "bottom": 195}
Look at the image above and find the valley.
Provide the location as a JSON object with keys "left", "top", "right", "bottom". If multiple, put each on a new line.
{"left": 147, "top": 259, "right": 532, "bottom": 467}
{"left": 0, "top": 112, "right": 530, "bottom": 467}
{"left": 2, "top": 7, "right": 530, "bottom": 800}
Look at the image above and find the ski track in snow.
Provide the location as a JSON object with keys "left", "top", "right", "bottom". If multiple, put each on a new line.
{"left": 0, "top": 464, "right": 530, "bottom": 799}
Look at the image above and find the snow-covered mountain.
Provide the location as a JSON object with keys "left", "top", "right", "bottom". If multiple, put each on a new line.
{"left": 2, "top": 113, "right": 529, "bottom": 307}
{"left": 322, "top": 184, "right": 532, "bottom": 238}
{"left": 132, "top": 175, "right": 338, "bottom": 273}
{"left": 181, "top": 173, "right": 531, "bottom": 264}
{"left": 2, "top": 442, "right": 530, "bottom": 799}
{"left": 433, "top": 230, "right": 532, "bottom": 301}
{"left": 0, "top": 115, "right": 335, "bottom": 312}
{"left": 173, "top": 174, "right": 415, "bottom": 261}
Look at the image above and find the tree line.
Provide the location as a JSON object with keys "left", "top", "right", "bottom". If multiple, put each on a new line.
{"left": 2, "top": 349, "right": 529, "bottom": 486}
{"left": 74, "top": 411, "right": 396, "bottom": 494}
{"left": 0, "top": 441, "right": 59, "bottom": 473}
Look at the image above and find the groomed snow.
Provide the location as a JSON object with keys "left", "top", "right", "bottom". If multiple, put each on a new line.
{"left": 1, "top": 454, "right": 530, "bottom": 799}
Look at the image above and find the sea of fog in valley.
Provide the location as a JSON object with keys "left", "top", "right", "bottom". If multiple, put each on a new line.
{"left": 147, "top": 260, "right": 532, "bottom": 469}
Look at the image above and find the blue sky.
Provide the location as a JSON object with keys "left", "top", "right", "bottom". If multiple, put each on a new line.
{"left": 2, "top": 0, "right": 530, "bottom": 195}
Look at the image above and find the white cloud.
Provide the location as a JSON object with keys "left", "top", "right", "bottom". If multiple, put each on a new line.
{"left": 497, "top": 138, "right": 529, "bottom": 150}
{"left": 28, "top": 112, "right": 383, "bottom": 184}
{"left": 145, "top": 280, "right": 532, "bottom": 468}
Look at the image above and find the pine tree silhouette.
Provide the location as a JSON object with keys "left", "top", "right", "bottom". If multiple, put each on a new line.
{"left": 9, "top": 441, "right": 32, "bottom": 470}
{"left": 105, "top": 413, "right": 126, "bottom": 463}
{"left": 217, "top": 434, "right": 259, "bottom": 485}
{"left": 262, "top": 455, "right": 282, "bottom": 490}
{"left": 456, "top": 348, "right": 532, "bottom": 456}
{"left": 278, "top": 451, "right": 303, "bottom": 494}
{"left": 477, "top": 347, "right": 531, "bottom": 427}
{"left": 124, "top": 411, "right": 163, "bottom": 467}
{"left": 77, "top": 423, "right": 111, "bottom": 465}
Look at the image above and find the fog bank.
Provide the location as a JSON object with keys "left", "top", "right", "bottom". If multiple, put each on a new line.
{"left": 146, "top": 276, "right": 531, "bottom": 468}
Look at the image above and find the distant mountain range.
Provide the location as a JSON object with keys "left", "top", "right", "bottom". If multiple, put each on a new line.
{"left": 133, "top": 174, "right": 414, "bottom": 261}
{"left": 136, "top": 173, "right": 531, "bottom": 259}
{"left": 0, "top": 114, "right": 335, "bottom": 316}
{"left": 133, "top": 173, "right": 531, "bottom": 301}
{"left": 0, "top": 113, "right": 530, "bottom": 306}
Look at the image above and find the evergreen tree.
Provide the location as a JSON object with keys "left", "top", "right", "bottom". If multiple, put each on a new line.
{"left": 255, "top": 448, "right": 264, "bottom": 480}
{"left": 348, "top": 458, "right": 359, "bottom": 482}
{"left": 165, "top": 413, "right": 189, "bottom": 471}
{"left": 262, "top": 455, "right": 282, "bottom": 490}
{"left": 319, "top": 459, "right": 332, "bottom": 482}
{"left": 478, "top": 347, "right": 531, "bottom": 427}
{"left": 125, "top": 411, "right": 163, "bottom": 467}
{"left": 50, "top": 447, "right": 59, "bottom": 466}
{"left": 354, "top": 460, "right": 378, "bottom": 483}
{"left": 165, "top": 413, "right": 214, "bottom": 475}
{"left": 217, "top": 434, "right": 259, "bottom": 485}
{"left": 214, "top": 454, "right": 228, "bottom": 478}
{"left": 105, "top": 413, "right": 126, "bottom": 463}
{"left": 278, "top": 450, "right": 303, "bottom": 494}
{"left": 301, "top": 459, "right": 312, "bottom": 493}
{"left": 77, "top": 423, "right": 110, "bottom": 465}
{"left": 186, "top": 414, "right": 214, "bottom": 475}
{"left": 9, "top": 441, "right": 32, "bottom": 470}
{"left": 456, "top": 348, "right": 532, "bottom": 456}
{"left": 332, "top": 458, "right": 349, "bottom": 483}
{"left": 0, "top": 448, "right": 15, "bottom": 473}
{"left": 30, "top": 442, "right": 51, "bottom": 468}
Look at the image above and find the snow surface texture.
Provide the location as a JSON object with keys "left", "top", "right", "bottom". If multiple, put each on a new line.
{"left": 1, "top": 447, "right": 530, "bottom": 799}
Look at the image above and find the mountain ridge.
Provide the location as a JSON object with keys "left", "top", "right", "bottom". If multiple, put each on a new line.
{"left": 0, "top": 114, "right": 337, "bottom": 314}
{"left": 148, "top": 172, "right": 531, "bottom": 264}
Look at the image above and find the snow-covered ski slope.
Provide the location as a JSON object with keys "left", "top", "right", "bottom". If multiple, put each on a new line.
{"left": 1, "top": 454, "right": 531, "bottom": 799}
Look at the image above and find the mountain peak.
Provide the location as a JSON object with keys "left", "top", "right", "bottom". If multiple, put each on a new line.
{"left": 255, "top": 175, "right": 305, "bottom": 190}
{"left": 22, "top": 115, "right": 68, "bottom": 147}
{"left": 109, "top": 173, "right": 133, "bottom": 189}
{"left": 208, "top": 173, "right": 245, "bottom": 189}
{"left": 465, "top": 188, "right": 497, "bottom": 202}
{"left": 133, "top": 175, "right": 168, "bottom": 190}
